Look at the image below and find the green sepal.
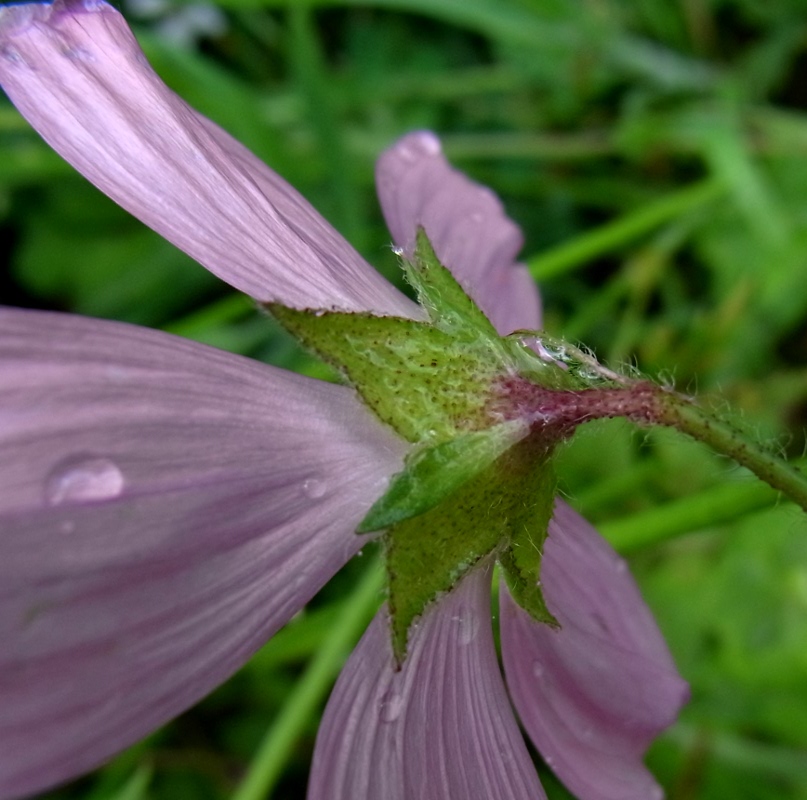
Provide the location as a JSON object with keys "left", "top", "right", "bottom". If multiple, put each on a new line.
{"left": 498, "top": 451, "right": 560, "bottom": 629}
{"left": 386, "top": 430, "right": 559, "bottom": 663}
{"left": 267, "top": 305, "right": 507, "bottom": 444}
{"left": 404, "top": 228, "right": 499, "bottom": 338}
{"left": 357, "top": 420, "right": 528, "bottom": 533}
{"left": 266, "top": 232, "right": 584, "bottom": 447}
{"left": 265, "top": 230, "right": 573, "bottom": 659}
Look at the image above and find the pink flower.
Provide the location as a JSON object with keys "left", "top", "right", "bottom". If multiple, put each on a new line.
{"left": 0, "top": 2, "right": 689, "bottom": 798}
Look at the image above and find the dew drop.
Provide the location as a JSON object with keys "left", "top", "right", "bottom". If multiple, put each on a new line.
{"left": 44, "top": 456, "right": 124, "bottom": 507}
{"left": 532, "top": 660, "right": 544, "bottom": 679}
{"left": 104, "top": 365, "right": 130, "bottom": 383}
{"left": 59, "top": 520, "right": 77, "bottom": 535}
{"left": 453, "top": 612, "right": 479, "bottom": 646}
{"left": 614, "top": 557, "right": 627, "bottom": 574}
{"left": 378, "top": 688, "right": 404, "bottom": 723}
{"left": 302, "top": 478, "right": 327, "bottom": 500}
{"left": 575, "top": 367, "right": 600, "bottom": 382}
{"left": 413, "top": 131, "right": 441, "bottom": 155}
{"left": 395, "top": 132, "right": 441, "bottom": 163}
{"left": 0, "top": 45, "right": 22, "bottom": 64}
{"left": 396, "top": 144, "right": 417, "bottom": 163}
{"left": 62, "top": 45, "right": 95, "bottom": 62}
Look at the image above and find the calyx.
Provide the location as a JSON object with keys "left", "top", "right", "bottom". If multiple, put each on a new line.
{"left": 269, "top": 231, "right": 659, "bottom": 661}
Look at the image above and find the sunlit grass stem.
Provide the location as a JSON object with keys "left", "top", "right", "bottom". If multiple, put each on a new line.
{"left": 231, "top": 561, "right": 384, "bottom": 800}
{"left": 528, "top": 177, "right": 724, "bottom": 281}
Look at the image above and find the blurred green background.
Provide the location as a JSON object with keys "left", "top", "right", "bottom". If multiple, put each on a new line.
{"left": 3, "top": 0, "right": 807, "bottom": 797}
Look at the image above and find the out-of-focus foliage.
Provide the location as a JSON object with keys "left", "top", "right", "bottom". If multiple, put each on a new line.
{"left": 2, "top": 0, "right": 807, "bottom": 798}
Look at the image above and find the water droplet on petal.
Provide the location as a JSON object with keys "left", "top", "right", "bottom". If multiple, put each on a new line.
{"left": 614, "top": 557, "right": 627, "bottom": 574}
{"left": 103, "top": 365, "right": 130, "bottom": 383}
{"left": 532, "top": 660, "right": 544, "bottom": 679}
{"left": 379, "top": 688, "right": 404, "bottom": 723}
{"left": 453, "top": 612, "right": 479, "bottom": 646}
{"left": 396, "top": 144, "right": 417, "bottom": 163}
{"left": 580, "top": 725, "right": 594, "bottom": 741}
{"left": 59, "top": 520, "right": 77, "bottom": 535}
{"left": 395, "top": 132, "right": 441, "bottom": 163}
{"left": 412, "top": 131, "right": 441, "bottom": 156}
{"left": 62, "top": 45, "right": 95, "bottom": 62}
{"left": 45, "top": 456, "right": 124, "bottom": 507}
{"left": 302, "top": 478, "right": 327, "bottom": 500}
{"left": 0, "top": 45, "right": 23, "bottom": 64}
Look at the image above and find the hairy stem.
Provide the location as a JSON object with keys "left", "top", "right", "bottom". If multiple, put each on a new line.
{"left": 497, "top": 376, "right": 807, "bottom": 514}
{"left": 657, "top": 396, "right": 807, "bottom": 514}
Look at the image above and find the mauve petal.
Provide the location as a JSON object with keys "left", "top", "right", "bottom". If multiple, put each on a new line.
{"left": 0, "top": 307, "right": 407, "bottom": 799}
{"left": 0, "top": 0, "right": 418, "bottom": 318}
{"left": 376, "top": 131, "right": 542, "bottom": 333}
{"left": 308, "top": 565, "right": 545, "bottom": 800}
{"left": 500, "top": 501, "right": 689, "bottom": 800}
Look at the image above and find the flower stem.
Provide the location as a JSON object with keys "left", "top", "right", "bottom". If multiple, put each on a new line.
{"left": 230, "top": 561, "right": 383, "bottom": 800}
{"left": 657, "top": 396, "right": 807, "bottom": 514}
{"left": 499, "top": 375, "right": 807, "bottom": 514}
